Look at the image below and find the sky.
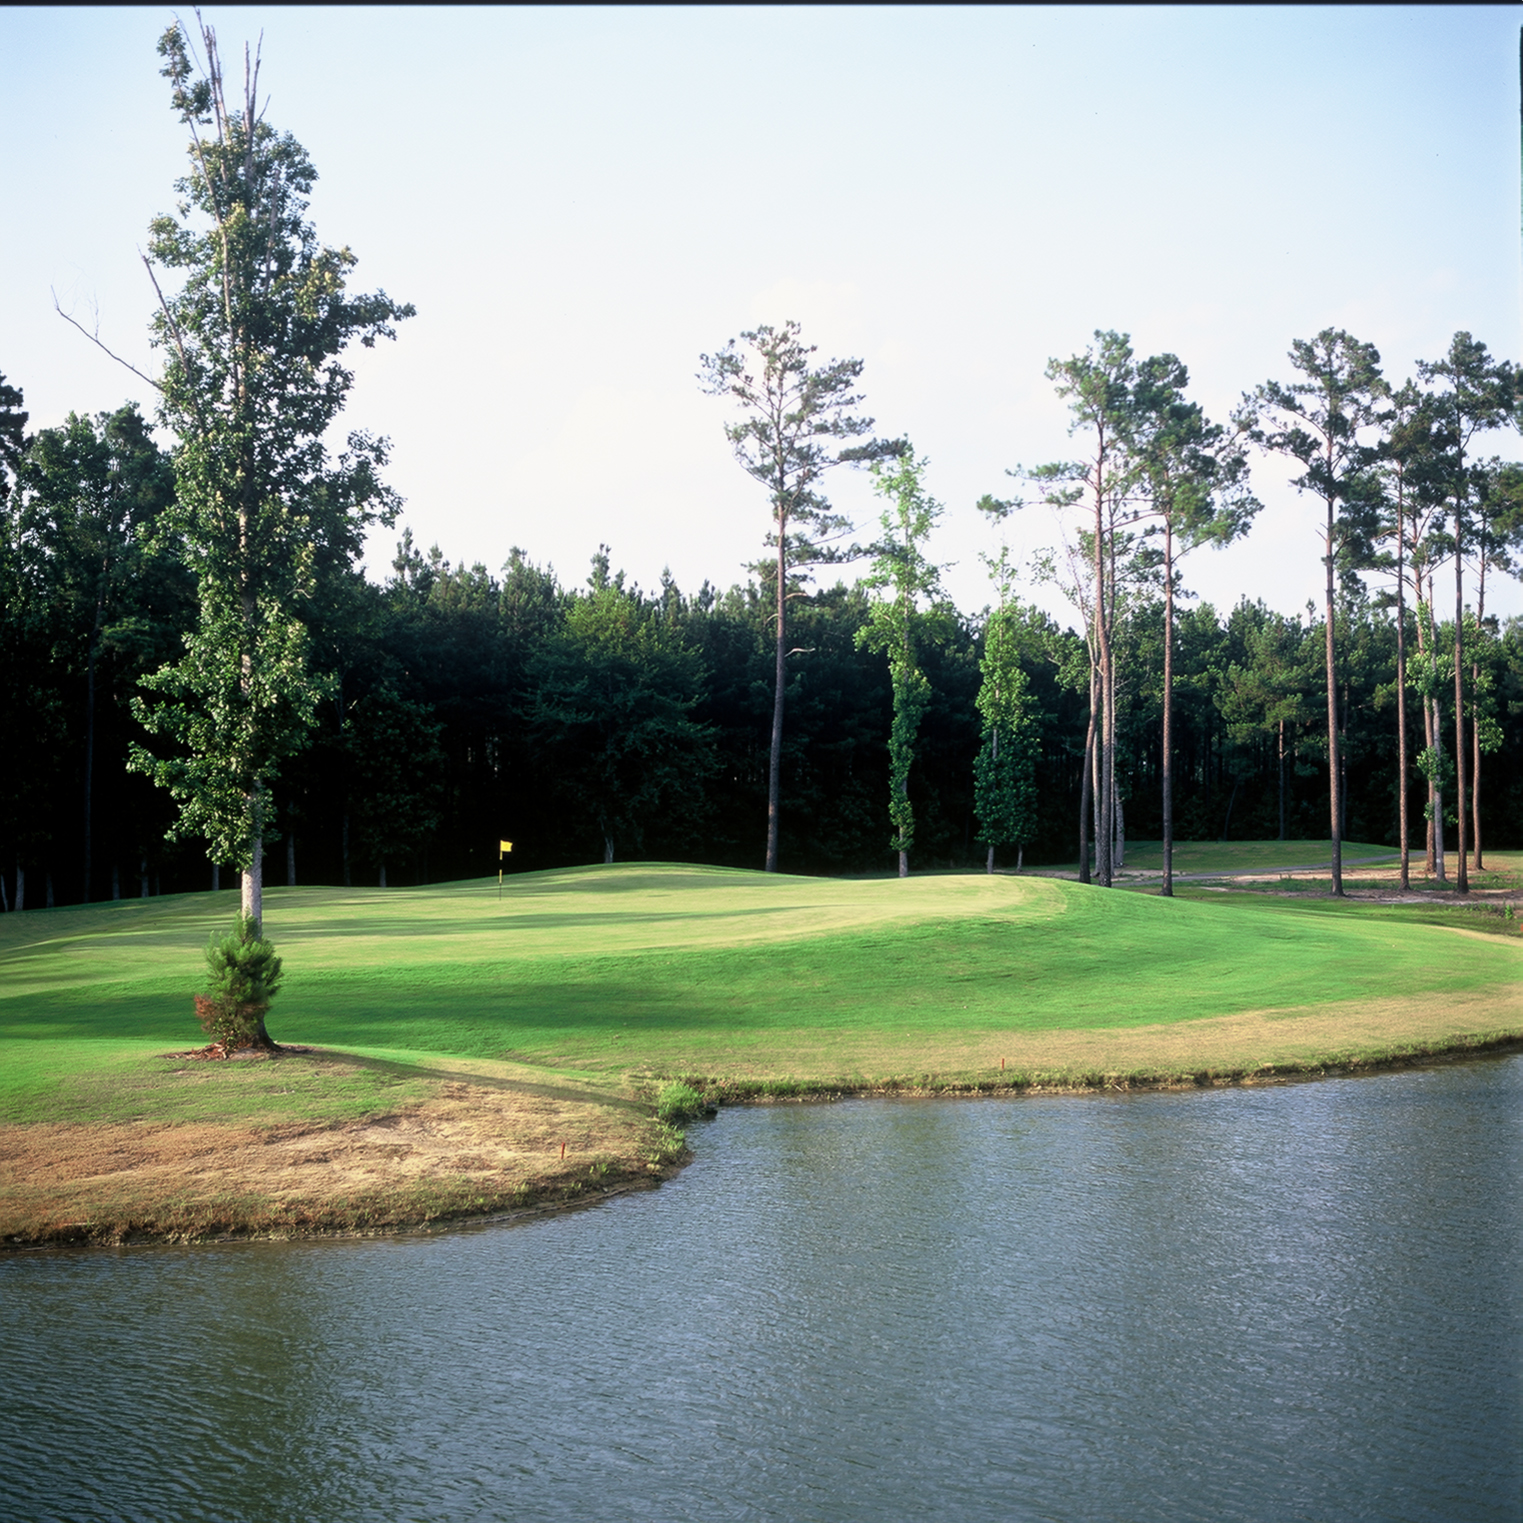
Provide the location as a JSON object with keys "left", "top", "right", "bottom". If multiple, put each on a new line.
{"left": 4, "top": 4, "right": 1522, "bottom": 628}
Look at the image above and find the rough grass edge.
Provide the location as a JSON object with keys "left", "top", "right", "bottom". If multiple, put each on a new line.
{"left": 659, "top": 1029, "right": 1523, "bottom": 1105}
{"left": 3, "top": 1133, "right": 692, "bottom": 1253}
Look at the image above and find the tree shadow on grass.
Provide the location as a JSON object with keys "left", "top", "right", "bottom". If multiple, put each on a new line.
{"left": 300, "top": 1048, "right": 649, "bottom": 1113}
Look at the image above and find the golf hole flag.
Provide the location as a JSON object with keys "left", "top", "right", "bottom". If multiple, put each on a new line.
{"left": 498, "top": 840, "right": 512, "bottom": 899}
{"left": 499, "top": 840, "right": 512, "bottom": 854}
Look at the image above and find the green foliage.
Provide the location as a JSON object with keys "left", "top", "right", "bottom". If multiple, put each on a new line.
{"left": 655, "top": 1080, "right": 706, "bottom": 1123}
{"left": 529, "top": 561, "right": 716, "bottom": 862}
{"left": 347, "top": 682, "right": 444, "bottom": 879}
{"left": 196, "top": 912, "right": 283, "bottom": 1049}
{"left": 857, "top": 451, "right": 946, "bottom": 865}
{"left": 131, "top": 20, "right": 412, "bottom": 882}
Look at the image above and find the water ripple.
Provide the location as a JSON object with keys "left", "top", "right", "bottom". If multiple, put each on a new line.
{"left": 2, "top": 1058, "right": 1519, "bottom": 1522}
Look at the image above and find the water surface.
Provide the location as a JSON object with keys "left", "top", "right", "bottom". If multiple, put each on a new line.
{"left": 3, "top": 1057, "right": 1519, "bottom": 1522}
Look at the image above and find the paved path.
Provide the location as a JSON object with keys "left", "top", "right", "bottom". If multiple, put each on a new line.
{"left": 1160, "top": 853, "right": 1400, "bottom": 882}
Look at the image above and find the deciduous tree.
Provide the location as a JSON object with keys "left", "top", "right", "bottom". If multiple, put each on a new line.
{"left": 972, "top": 548, "right": 1040, "bottom": 873}
{"left": 856, "top": 450, "right": 946, "bottom": 877}
{"left": 126, "top": 19, "right": 411, "bottom": 1031}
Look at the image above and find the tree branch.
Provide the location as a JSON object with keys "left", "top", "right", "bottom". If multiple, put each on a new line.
{"left": 52, "top": 292, "right": 163, "bottom": 394}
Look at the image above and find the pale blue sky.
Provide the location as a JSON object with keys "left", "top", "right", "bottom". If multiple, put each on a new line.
{"left": 4, "top": 5, "right": 1521, "bottom": 622}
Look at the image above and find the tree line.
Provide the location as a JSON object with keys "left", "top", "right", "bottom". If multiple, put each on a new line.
{"left": 3, "top": 19, "right": 1522, "bottom": 923}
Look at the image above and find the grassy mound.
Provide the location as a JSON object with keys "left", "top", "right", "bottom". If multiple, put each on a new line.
{"left": 3, "top": 860, "right": 1518, "bottom": 1245}
{"left": 4, "top": 861, "right": 1519, "bottom": 1101}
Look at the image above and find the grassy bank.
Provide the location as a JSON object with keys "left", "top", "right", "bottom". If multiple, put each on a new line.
{"left": 3, "top": 860, "right": 1519, "bottom": 1245}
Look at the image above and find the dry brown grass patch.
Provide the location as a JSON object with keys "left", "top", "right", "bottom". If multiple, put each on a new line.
{"left": 1, "top": 1053, "right": 679, "bottom": 1249}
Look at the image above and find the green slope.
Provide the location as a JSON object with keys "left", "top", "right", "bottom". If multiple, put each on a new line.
{"left": 3, "top": 863, "right": 1517, "bottom": 1114}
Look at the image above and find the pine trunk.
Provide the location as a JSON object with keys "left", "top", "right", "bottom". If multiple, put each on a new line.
{"left": 1277, "top": 720, "right": 1287, "bottom": 842}
{"left": 1078, "top": 662, "right": 1096, "bottom": 884}
{"left": 1395, "top": 524, "right": 1410, "bottom": 892}
{"left": 1093, "top": 461, "right": 1113, "bottom": 888}
{"left": 1471, "top": 564, "right": 1485, "bottom": 872}
{"left": 1161, "top": 525, "right": 1175, "bottom": 896}
{"left": 1323, "top": 497, "right": 1343, "bottom": 896}
{"left": 765, "top": 530, "right": 786, "bottom": 873}
{"left": 1453, "top": 540, "right": 1468, "bottom": 893}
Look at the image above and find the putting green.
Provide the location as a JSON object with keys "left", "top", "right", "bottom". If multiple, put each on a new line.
{"left": 2, "top": 863, "right": 1518, "bottom": 1110}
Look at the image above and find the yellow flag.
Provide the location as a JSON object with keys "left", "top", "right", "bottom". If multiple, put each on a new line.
{"left": 499, "top": 840, "right": 513, "bottom": 853}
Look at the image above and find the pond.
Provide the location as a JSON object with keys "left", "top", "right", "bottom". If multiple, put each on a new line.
{"left": 3, "top": 1056, "right": 1519, "bottom": 1522}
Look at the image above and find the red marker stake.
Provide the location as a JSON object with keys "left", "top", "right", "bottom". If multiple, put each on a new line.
{"left": 560, "top": 1141, "right": 566, "bottom": 1160}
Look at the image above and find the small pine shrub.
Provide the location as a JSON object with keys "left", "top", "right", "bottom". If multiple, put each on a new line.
{"left": 196, "top": 914, "right": 283, "bottom": 1053}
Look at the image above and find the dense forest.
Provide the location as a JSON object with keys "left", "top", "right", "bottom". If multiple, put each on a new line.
{"left": 3, "top": 375, "right": 1521, "bottom": 907}
{"left": 5, "top": 20, "right": 1519, "bottom": 915}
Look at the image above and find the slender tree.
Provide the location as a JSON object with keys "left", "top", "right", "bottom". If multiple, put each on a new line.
{"left": 1246, "top": 331, "right": 1387, "bottom": 896}
{"left": 1415, "top": 333, "right": 1515, "bottom": 889}
{"left": 856, "top": 450, "right": 945, "bottom": 877}
{"left": 972, "top": 546, "right": 1040, "bottom": 873}
{"left": 1129, "top": 354, "right": 1258, "bottom": 896}
{"left": 699, "top": 321, "right": 899, "bottom": 871}
{"left": 1464, "top": 458, "right": 1523, "bottom": 870}
{"left": 125, "top": 20, "right": 411, "bottom": 1039}
{"left": 1374, "top": 381, "right": 1443, "bottom": 891}
{"left": 1029, "top": 331, "right": 1138, "bottom": 887}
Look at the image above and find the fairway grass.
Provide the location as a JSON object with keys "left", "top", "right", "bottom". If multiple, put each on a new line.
{"left": 1115, "top": 839, "right": 1396, "bottom": 876}
{"left": 3, "top": 862, "right": 1519, "bottom": 1246}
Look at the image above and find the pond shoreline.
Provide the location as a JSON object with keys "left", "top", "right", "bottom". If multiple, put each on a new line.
{"left": 6, "top": 1028, "right": 1519, "bottom": 1254}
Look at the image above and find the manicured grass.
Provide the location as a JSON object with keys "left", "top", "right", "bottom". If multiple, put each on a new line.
{"left": 3, "top": 862, "right": 1518, "bottom": 1114}
{"left": 1117, "top": 839, "right": 1396, "bottom": 875}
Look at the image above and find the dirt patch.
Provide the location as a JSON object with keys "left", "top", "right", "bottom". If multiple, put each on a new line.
{"left": 0, "top": 1055, "right": 682, "bottom": 1249}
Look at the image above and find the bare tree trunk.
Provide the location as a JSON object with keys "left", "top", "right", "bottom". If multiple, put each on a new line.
{"left": 1162, "top": 525, "right": 1175, "bottom": 896}
{"left": 986, "top": 844, "right": 995, "bottom": 874}
{"left": 14, "top": 864, "right": 23, "bottom": 912}
{"left": 898, "top": 849, "right": 908, "bottom": 879}
{"left": 765, "top": 532, "right": 786, "bottom": 874}
{"left": 286, "top": 832, "right": 295, "bottom": 887}
{"left": 241, "top": 825, "right": 263, "bottom": 931}
{"left": 1323, "top": 499, "right": 1343, "bottom": 895}
{"left": 1453, "top": 539, "right": 1468, "bottom": 893}
{"left": 212, "top": 862, "right": 220, "bottom": 892}
{"left": 0, "top": 870, "right": 8, "bottom": 913}
{"left": 1220, "top": 777, "right": 1240, "bottom": 842}
{"left": 1425, "top": 694, "right": 1437, "bottom": 877}
{"left": 1471, "top": 560, "right": 1485, "bottom": 872}
{"left": 1093, "top": 469, "right": 1113, "bottom": 889}
{"left": 378, "top": 861, "right": 387, "bottom": 888}
{"left": 140, "top": 856, "right": 150, "bottom": 898}
{"left": 1396, "top": 572, "right": 1410, "bottom": 894}
{"left": 1078, "top": 662, "right": 1096, "bottom": 884}
{"left": 82, "top": 621, "right": 100, "bottom": 904}
{"left": 604, "top": 835, "right": 615, "bottom": 864}
{"left": 1016, "top": 843, "right": 1023, "bottom": 872}
{"left": 1113, "top": 785, "right": 1124, "bottom": 869}
{"left": 1277, "top": 719, "right": 1287, "bottom": 842}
